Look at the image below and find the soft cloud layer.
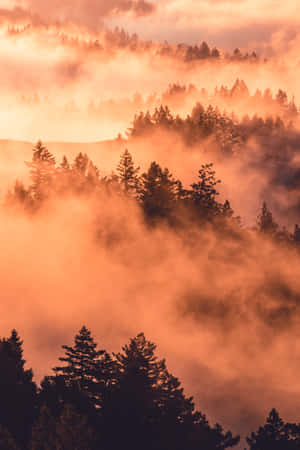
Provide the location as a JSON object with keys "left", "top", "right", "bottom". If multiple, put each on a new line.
{"left": 11, "top": 0, "right": 155, "bottom": 28}
{"left": 108, "top": 0, "right": 300, "bottom": 50}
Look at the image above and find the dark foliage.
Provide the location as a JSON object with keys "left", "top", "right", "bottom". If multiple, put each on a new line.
{"left": 0, "top": 329, "right": 240, "bottom": 450}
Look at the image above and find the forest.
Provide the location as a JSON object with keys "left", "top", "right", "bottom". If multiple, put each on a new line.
{"left": 1, "top": 140, "right": 300, "bottom": 449}
{"left": 1, "top": 1, "right": 300, "bottom": 449}
{"left": 1, "top": 326, "right": 300, "bottom": 450}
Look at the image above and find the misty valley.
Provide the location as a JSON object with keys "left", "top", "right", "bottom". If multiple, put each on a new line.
{"left": 1, "top": 1, "right": 300, "bottom": 449}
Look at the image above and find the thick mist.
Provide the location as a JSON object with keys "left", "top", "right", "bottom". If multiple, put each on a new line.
{"left": 1, "top": 186, "right": 300, "bottom": 442}
{"left": 1, "top": 2, "right": 300, "bottom": 447}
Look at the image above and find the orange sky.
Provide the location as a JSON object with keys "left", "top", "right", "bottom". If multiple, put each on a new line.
{"left": 1, "top": 0, "right": 299, "bottom": 51}
{"left": 1, "top": 1, "right": 300, "bottom": 442}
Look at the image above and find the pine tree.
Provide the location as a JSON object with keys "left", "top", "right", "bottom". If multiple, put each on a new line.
{"left": 246, "top": 409, "right": 300, "bottom": 449}
{"left": 117, "top": 149, "right": 140, "bottom": 194}
{"left": 71, "top": 153, "right": 98, "bottom": 193}
{"left": 0, "top": 330, "right": 37, "bottom": 447}
{"left": 26, "top": 141, "right": 56, "bottom": 202}
{"left": 105, "top": 333, "right": 239, "bottom": 450}
{"left": 53, "top": 327, "right": 115, "bottom": 407}
{"left": 140, "top": 162, "right": 179, "bottom": 220}
{"left": 189, "top": 163, "right": 221, "bottom": 220}
{"left": 5, "top": 180, "right": 31, "bottom": 210}
{"left": 257, "top": 202, "right": 278, "bottom": 235}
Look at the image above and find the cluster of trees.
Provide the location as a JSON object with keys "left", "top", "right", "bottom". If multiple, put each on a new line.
{"left": 5, "top": 142, "right": 235, "bottom": 225}
{"left": 157, "top": 41, "right": 221, "bottom": 61}
{"left": 214, "top": 80, "right": 298, "bottom": 118}
{"left": 129, "top": 104, "right": 242, "bottom": 151}
{"left": 1, "top": 327, "right": 300, "bottom": 450}
{"left": 129, "top": 104, "right": 293, "bottom": 152}
{"left": 156, "top": 42, "right": 259, "bottom": 64}
{"left": 6, "top": 23, "right": 261, "bottom": 67}
{"left": 5, "top": 143, "right": 300, "bottom": 245}
{"left": 16, "top": 81, "right": 298, "bottom": 133}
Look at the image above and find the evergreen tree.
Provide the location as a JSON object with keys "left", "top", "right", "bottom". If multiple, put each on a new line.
{"left": 140, "top": 162, "right": 179, "bottom": 220}
{"left": 189, "top": 163, "right": 221, "bottom": 220}
{"left": 0, "top": 330, "right": 37, "bottom": 448}
{"left": 104, "top": 333, "right": 239, "bottom": 450}
{"left": 53, "top": 326, "right": 115, "bottom": 407}
{"left": 26, "top": 141, "right": 56, "bottom": 202}
{"left": 246, "top": 409, "right": 300, "bottom": 449}
{"left": 5, "top": 180, "right": 31, "bottom": 210}
{"left": 257, "top": 202, "right": 278, "bottom": 235}
{"left": 117, "top": 149, "right": 140, "bottom": 194}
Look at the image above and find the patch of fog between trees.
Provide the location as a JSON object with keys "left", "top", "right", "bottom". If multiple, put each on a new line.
{"left": 1, "top": 190, "right": 300, "bottom": 439}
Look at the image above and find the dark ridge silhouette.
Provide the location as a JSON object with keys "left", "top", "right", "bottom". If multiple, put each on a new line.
{"left": 2, "top": 327, "right": 300, "bottom": 449}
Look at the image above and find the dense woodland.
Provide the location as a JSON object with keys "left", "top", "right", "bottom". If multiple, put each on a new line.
{"left": 1, "top": 327, "right": 300, "bottom": 450}
{"left": 2, "top": 4, "right": 300, "bottom": 450}
{"left": 5, "top": 141, "right": 300, "bottom": 244}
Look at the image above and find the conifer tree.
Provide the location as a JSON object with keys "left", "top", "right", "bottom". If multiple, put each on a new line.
{"left": 140, "top": 162, "right": 179, "bottom": 220}
{"left": 5, "top": 180, "right": 31, "bottom": 210}
{"left": 105, "top": 333, "right": 239, "bottom": 450}
{"left": 117, "top": 149, "right": 140, "bottom": 194}
{"left": 26, "top": 141, "right": 56, "bottom": 202}
{"left": 189, "top": 163, "right": 221, "bottom": 219}
{"left": 0, "top": 330, "right": 37, "bottom": 447}
{"left": 257, "top": 202, "right": 278, "bottom": 235}
{"left": 246, "top": 409, "right": 300, "bottom": 449}
{"left": 53, "top": 326, "right": 115, "bottom": 407}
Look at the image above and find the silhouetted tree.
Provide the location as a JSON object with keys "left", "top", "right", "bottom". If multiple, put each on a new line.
{"left": 104, "top": 333, "right": 239, "bottom": 450}
{"left": 0, "top": 330, "right": 37, "bottom": 448}
{"left": 53, "top": 326, "right": 115, "bottom": 408}
{"left": 246, "top": 409, "right": 300, "bottom": 449}
{"left": 257, "top": 202, "right": 278, "bottom": 235}
{"left": 117, "top": 149, "right": 140, "bottom": 194}
{"left": 189, "top": 163, "right": 221, "bottom": 220}
{"left": 140, "top": 162, "right": 179, "bottom": 221}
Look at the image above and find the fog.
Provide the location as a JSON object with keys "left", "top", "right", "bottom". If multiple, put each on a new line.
{"left": 0, "top": 2, "right": 300, "bottom": 447}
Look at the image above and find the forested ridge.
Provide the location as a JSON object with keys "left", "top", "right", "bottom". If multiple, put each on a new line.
{"left": 1, "top": 327, "right": 299, "bottom": 450}
{"left": 1, "top": 4, "right": 300, "bottom": 448}
{"left": 5, "top": 141, "right": 300, "bottom": 241}
{"left": 1, "top": 141, "right": 300, "bottom": 449}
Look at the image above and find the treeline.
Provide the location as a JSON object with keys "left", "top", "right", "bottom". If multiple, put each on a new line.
{"left": 0, "top": 327, "right": 299, "bottom": 450}
{"left": 6, "top": 142, "right": 235, "bottom": 223}
{"left": 5, "top": 143, "right": 300, "bottom": 244}
{"left": 18, "top": 80, "right": 296, "bottom": 124}
{"left": 5, "top": 24, "right": 260, "bottom": 65}
{"left": 129, "top": 104, "right": 294, "bottom": 152}
{"left": 162, "top": 80, "right": 298, "bottom": 117}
